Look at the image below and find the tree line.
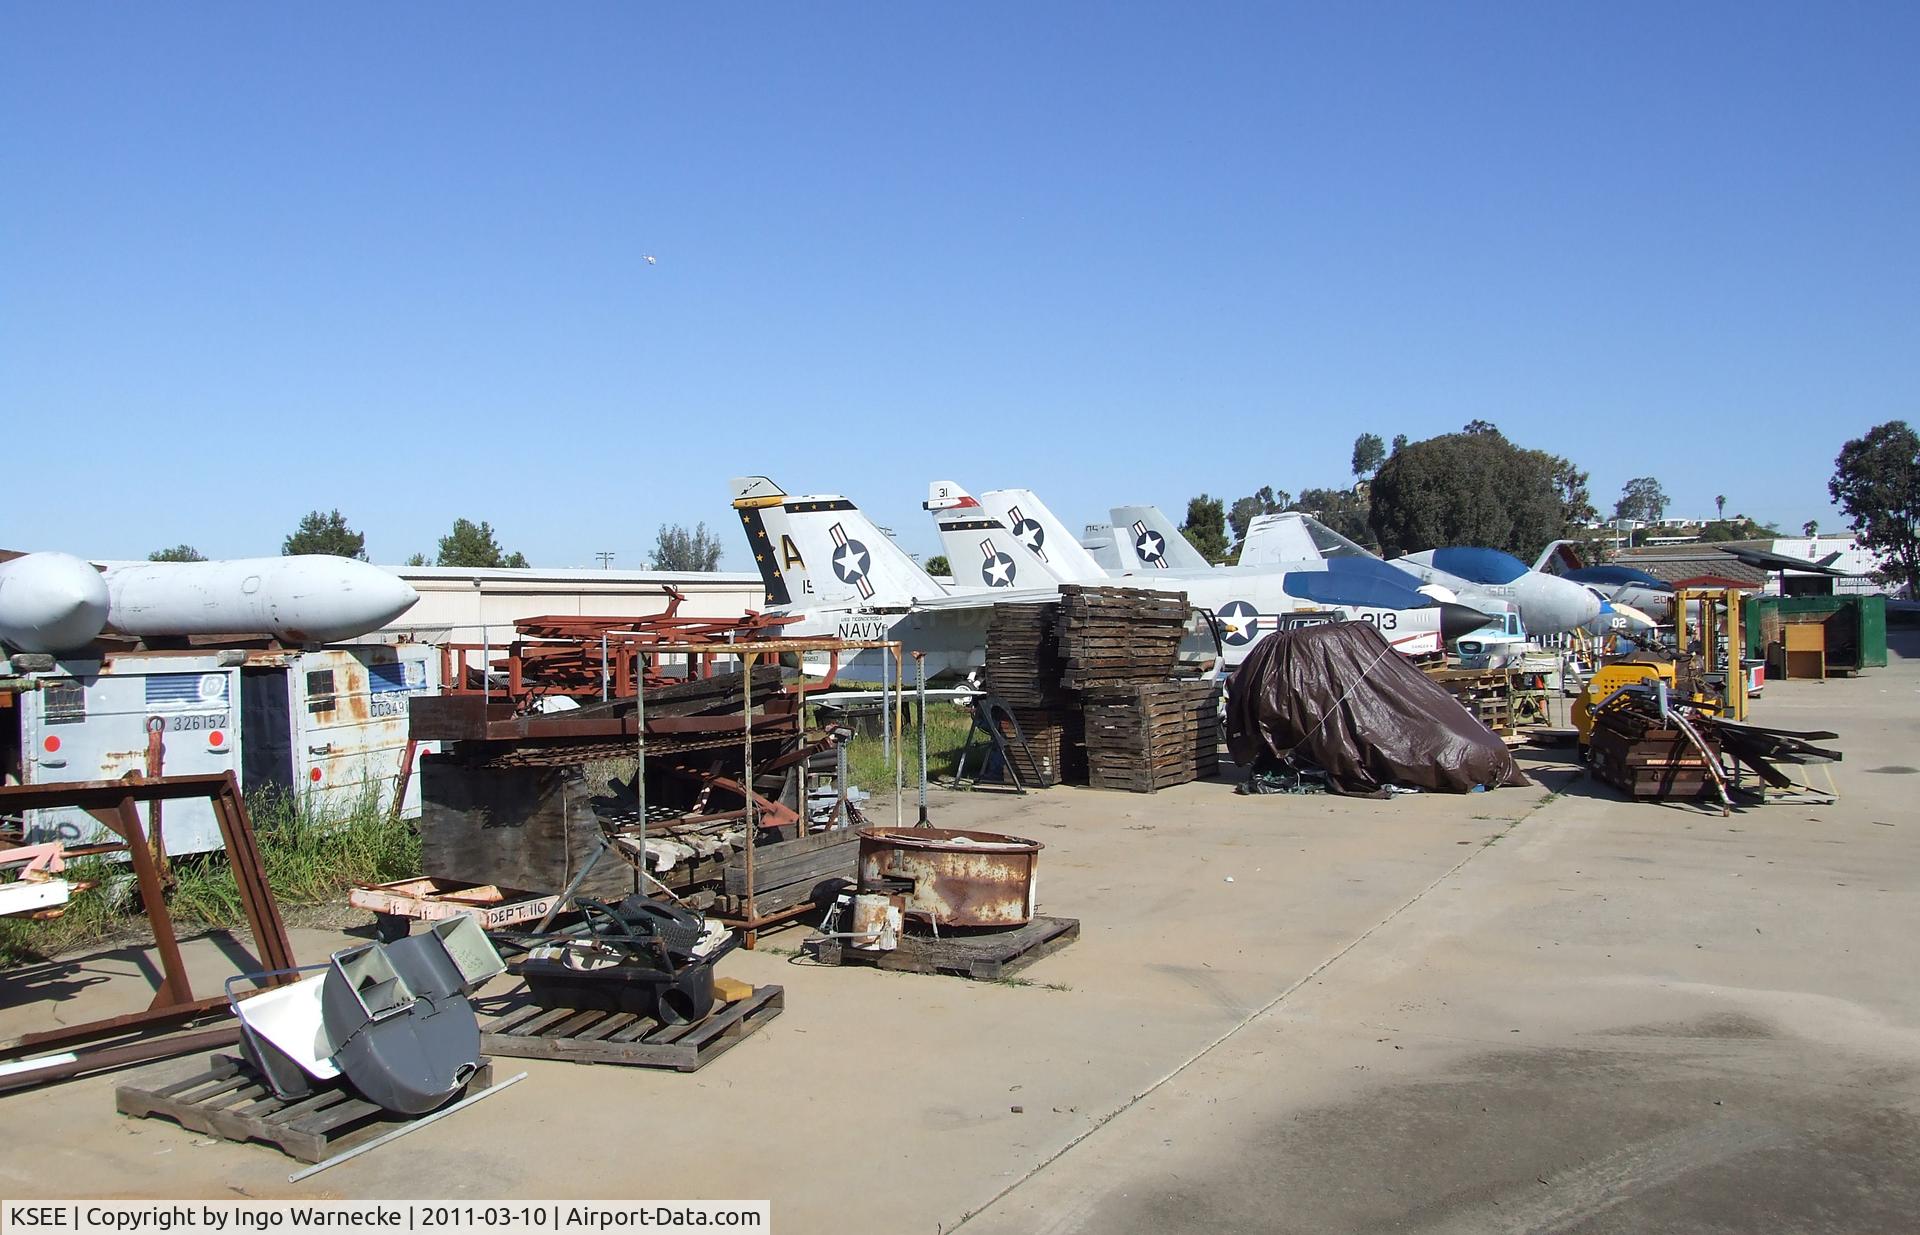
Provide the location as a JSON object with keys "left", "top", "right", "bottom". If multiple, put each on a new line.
{"left": 1173, "top": 419, "right": 1919, "bottom": 581}
{"left": 149, "top": 512, "right": 728, "bottom": 571}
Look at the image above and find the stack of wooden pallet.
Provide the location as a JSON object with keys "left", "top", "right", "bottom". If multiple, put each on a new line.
{"left": 1056, "top": 585, "right": 1189, "bottom": 691}
{"left": 1001, "top": 706, "right": 1087, "bottom": 788}
{"left": 1422, "top": 667, "right": 1515, "bottom": 739}
{"left": 985, "top": 602, "right": 1066, "bottom": 707}
{"left": 1082, "top": 680, "right": 1220, "bottom": 793}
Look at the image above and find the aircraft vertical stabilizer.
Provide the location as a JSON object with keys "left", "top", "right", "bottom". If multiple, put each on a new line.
{"left": 980, "top": 488, "right": 1111, "bottom": 581}
{"left": 1081, "top": 524, "right": 1124, "bottom": 572}
{"left": 1240, "top": 512, "right": 1372, "bottom": 566}
{"left": 1108, "top": 505, "right": 1213, "bottom": 572}
{"left": 924, "top": 481, "right": 1063, "bottom": 591}
{"left": 730, "top": 476, "right": 946, "bottom": 609}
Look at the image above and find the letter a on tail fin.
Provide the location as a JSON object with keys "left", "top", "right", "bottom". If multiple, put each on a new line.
{"left": 731, "top": 476, "right": 945, "bottom": 608}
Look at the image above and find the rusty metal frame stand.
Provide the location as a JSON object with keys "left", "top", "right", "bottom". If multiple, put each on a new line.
{"left": 610, "top": 637, "right": 903, "bottom": 948}
{"left": 0, "top": 773, "right": 297, "bottom": 1066}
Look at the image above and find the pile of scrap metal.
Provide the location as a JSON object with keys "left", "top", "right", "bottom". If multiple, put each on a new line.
{"left": 1581, "top": 675, "right": 1841, "bottom": 812}
{"left": 514, "top": 894, "right": 735, "bottom": 1024}
{"left": 432, "top": 598, "right": 797, "bottom": 703}
{"left": 410, "top": 660, "right": 865, "bottom": 935}
{"left": 1224, "top": 622, "right": 1530, "bottom": 796}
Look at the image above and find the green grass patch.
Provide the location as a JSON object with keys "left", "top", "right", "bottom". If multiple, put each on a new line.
{"left": 0, "top": 787, "right": 422, "bottom": 966}
{"left": 837, "top": 702, "right": 977, "bottom": 794}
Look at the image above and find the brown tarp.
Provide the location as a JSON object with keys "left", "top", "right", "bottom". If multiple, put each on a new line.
{"left": 1225, "top": 622, "right": 1530, "bottom": 795}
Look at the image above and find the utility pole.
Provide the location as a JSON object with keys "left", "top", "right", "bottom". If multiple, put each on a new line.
{"left": 595, "top": 551, "right": 615, "bottom": 569}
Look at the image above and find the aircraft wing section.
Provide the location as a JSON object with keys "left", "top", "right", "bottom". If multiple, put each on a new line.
{"left": 908, "top": 585, "right": 1062, "bottom": 612}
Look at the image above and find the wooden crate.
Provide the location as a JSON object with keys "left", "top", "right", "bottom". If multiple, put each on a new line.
{"left": 1004, "top": 707, "right": 1087, "bottom": 788}
{"left": 1589, "top": 721, "right": 1718, "bottom": 800}
{"left": 420, "top": 761, "right": 637, "bottom": 902}
{"left": 1056, "top": 585, "right": 1191, "bottom": 692}
{"left": 1083, "top": 681, "right": 1220, "bottom": 793}
{"left": 812, "top": 916, "right": 1079, "bottom": 980}
{"left": 118, "top": 1057, "right": 497, "bottom": 1164}
{"left": 1423, "top": 667, "right": 1516, "bottom": 737}
{"left": 477, "top": 983, "right": 783, "bottom": 1072}
{"left": 985, "top": 603, "right": 1066, "bottom": 707}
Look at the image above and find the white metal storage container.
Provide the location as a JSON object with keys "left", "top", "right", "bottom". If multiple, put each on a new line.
{"left": 16, "top": 644, "right": 438, "bottom": 855}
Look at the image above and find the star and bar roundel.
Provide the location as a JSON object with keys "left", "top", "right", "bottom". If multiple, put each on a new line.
{"left": 979, "top": 539, "right": 1017, "bottom": 587}
{"left": 1218, "top": 599, "right": 1261, "bottom": 646}
{"left": 1007, "top": 506, "right": 1047, "bottom": 560}
{"left": 828, "top": 522, "right": 875, "bottom": 599}
{"left": 1131, "top": 519, "right": 1168, "bottom": 567}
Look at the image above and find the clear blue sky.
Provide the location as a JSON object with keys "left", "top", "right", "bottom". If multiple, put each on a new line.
{"left": 4, "top": 3, "right": 1915, "bottom": 568}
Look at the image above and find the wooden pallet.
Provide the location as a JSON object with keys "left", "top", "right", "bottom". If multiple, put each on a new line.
{"left": 813, "top": 916, "right": 1079, "bottom": 980}
{"left": 476, "top": 983, "right": 783, "bottom": 1072}
{"left": 1056, "top": 585, "right": 1191, "bottom": 690}
{"left": 1003, "top": 707, "right": 1087, "bottom": 787}
{"left": 117, "top": 1056, "right": 497, "bottom": 1164}
{"left": 1424, "top": 666, "right": 1517, "bottom": 737}
{"left": 985, "top": 603, "right": 1067, "bottom": 707}
{"left": 1083, "top": 681, "right": 1220, "bottom": 792}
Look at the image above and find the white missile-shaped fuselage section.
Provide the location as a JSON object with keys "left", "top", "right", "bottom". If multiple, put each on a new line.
{"left": 0, "top": 553, "right": 113, "bottom": 654}
{"left": 0, "top": 553, "right": 418, "bottom": 653}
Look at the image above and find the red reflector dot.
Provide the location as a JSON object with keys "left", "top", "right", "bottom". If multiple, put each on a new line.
{"left": 44, "top": 735, "right": 61, "bottom": 753}
{"left": 310, "top": 767, "right": 323, "bottom": 782}
{"left": 208, "top": 731, "right": 224, "bottom": 747}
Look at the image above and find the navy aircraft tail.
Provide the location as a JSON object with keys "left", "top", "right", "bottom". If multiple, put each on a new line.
{"left": 1107, "top": 505, "right": 1213, "bottom": 572}
{"left": 730, "top": 477, "right": 947, "bottom": 609}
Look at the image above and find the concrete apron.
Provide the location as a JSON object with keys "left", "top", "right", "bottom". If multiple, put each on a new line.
{"left": 0, "top": 768, "right": 1539, "bottom": 1218}
{"left": 3, "top": 636, "right": 1914, "bottom": 1234}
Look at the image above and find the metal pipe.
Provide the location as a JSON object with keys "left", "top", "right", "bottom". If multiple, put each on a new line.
{"left": 600, "top": 634, "right": 610, "bottom": 701}
{"left": 635, "top": 657, "right": 648, "bottom": 899}
{"left": 893, "top": 645, "right": 904, "bottom": 830}
{"left": 742, "top": 652, "right": 758, "bottom": 931}
{"left": 915, "top": 651, "right": 930, "bottom": 826}
{"left": 880, "top": 647, "right": 892, "bottom": 763}
{"left": 835, "top": 737, "right": 849, "bottom": 828}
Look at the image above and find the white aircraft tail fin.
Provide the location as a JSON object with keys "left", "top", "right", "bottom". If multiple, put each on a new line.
{"left": 1239, "top": 513, "right": 1321, "bottom": 566}
{"left": 731, "top": 476, "right": 945, "bottom": 608}
{"left": 1081, "top": 523, "right": 1123, "bottom": 572}
{"left": 1241, "top": 512, "right": 1374, "bottom": 565}
{"left": 924, "top": 480, "right": 1062, "bottom": 590}
{"left": 1108, "top": 505, "right": 1213, "bottom": 571}
{"left": 1533, "top": 539, "right": 1587, "bottom": 574}
{"left": 980, "top": 488, "right": 1110, "bottom": 581}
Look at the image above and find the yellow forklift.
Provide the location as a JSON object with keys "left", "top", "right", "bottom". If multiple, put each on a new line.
{"left": 1573, "top": 587, "right": 1748, "bottom": 748}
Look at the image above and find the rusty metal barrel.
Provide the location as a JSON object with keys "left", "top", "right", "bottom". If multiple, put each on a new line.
{"left": 856, "top": 827, "right": 1043, "bottom": 927}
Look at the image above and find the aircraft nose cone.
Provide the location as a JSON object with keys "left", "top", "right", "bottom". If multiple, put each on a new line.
{"left": 363, "top": 570, "right": 420, "bottom": 625}
{"left": 1573, "top": 582, "right": 1604, "bottom": 628}
{"left": 1439, "top": 602, "right": 1496, "bottom": 641}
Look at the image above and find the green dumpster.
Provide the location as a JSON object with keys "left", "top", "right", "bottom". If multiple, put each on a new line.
{"left": 1744, "top": 595, "right": 1888, "bottom": 672}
